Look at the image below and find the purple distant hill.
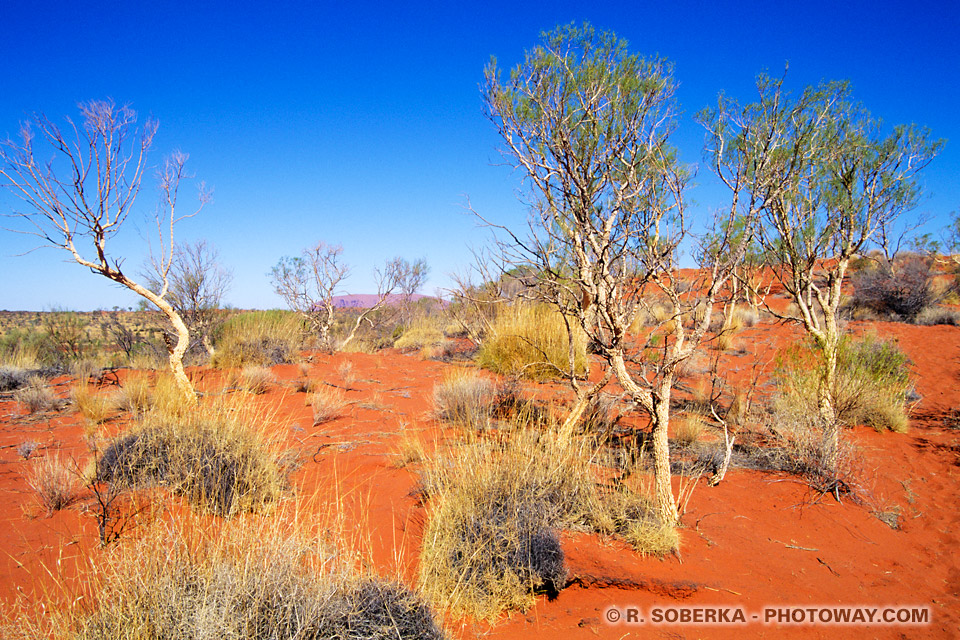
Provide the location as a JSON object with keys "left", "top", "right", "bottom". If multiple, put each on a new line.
{"left": 331, "top": 293, "right": 444, "bottom": 309}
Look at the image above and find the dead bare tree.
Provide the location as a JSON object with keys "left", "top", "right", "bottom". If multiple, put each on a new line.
{"left": 482, "top": 23, "right": 758, "bottom": 527}
{"left": 0, "top": 100, "right": 209, "bottom": 400}
{"left": 700, "top": 73, "right": 942, "bottom": 468}
{"left": 145, "top": 239, "right": 232, "bottom": 359}
{"left": 270, "top": 242, "right": 348, "bottom": 351}
{"left": 270, "top": 243, "right": 427, "bottom": 352}
{"left": 445, "top": 246, "right": 512, "bottom": 346}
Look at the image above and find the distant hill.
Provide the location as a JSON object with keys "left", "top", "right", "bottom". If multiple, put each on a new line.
{"left": 331, "top": 294, "right": 443, "bottom": 309}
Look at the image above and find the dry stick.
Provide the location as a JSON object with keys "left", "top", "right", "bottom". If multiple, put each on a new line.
{"left": 769, "top": 538, "right": 819, "bottom": 552}
{"left": 709, "top": 403, "right": 735, "bottom": 487}
{"left": 817, "top": 557, "right": 841, "bottom": 577}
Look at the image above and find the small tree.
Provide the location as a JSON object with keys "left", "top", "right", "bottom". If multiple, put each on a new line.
{"left": 271, "top": 242, "right": 427, "bottom": 352}
{"left": 483, "top": 23, "right": 756, "bottom": 526}
{"left": 0, "top": 100, "right": 208, "bottom": 400}
{"left": 701, "top": 74, "right": 941, "bottom": 466}
{"left": 145, "top": 239, "right": 232, "bottom": 359}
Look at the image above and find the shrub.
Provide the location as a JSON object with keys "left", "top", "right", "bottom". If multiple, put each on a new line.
{"left": 0, "top": 366, "right": 31, "bottom": 392}
{"left": 38, "top": 516, "right": 447, "bottom": 640}
{"left": 15, "top": 376, "right": 58, "bottom": 413}
{"left": 915, "top": 306, "right": 960, "bottom": 326}
{"left": 211, "top": 310, "right": 304, "bottom": 368}
{"left": 17, "top": 440, "right": 39, "bottom": 460}
{"left": 477, "top": 303, "right": 587, "bottom": 381}
{"left": 432, "top": 369, "right": 495, "bottom": 431}
{"left": 775, "top": 334, "right": 913, "bottom": 433}
{"left": 851, "top": 256, "right": 935, "bottom": 321}
{"left": 26, "top": 454, "right": 78, "bottom": 516}
{"left": 309, "top": 387, "right": 347, "bottom": 425}
{"left": 762, "top": 399, "right": 861, "bottom": 496}
{"left": 95, "top": 405, "right": 285, "bottom": 515}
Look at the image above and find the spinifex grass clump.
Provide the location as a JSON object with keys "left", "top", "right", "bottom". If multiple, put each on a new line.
{"left": 96, "top": 402, "right": 285, "bottom": 515}
{"left": 775, "top": 333, "right": 913, "bottom": 433}
{"left": 418, "top": 429, "right": 587, "bottom": 619}
{"left": 15, "top": 376, "right": 59, "bottom": 413}
{"left": 477, "top": 303, "right": 587, "bottom": 381}
{"left": 19, "top": 515, "right": 447, "bottom": 640}
{"left": 432, "top": 369, "right": 496, "bottom": 430}
{"left": 419, "top": 422, "right": 676, "bottom": 619}
{"left": 211, "top": 310, "right": 305, "bottom": 368}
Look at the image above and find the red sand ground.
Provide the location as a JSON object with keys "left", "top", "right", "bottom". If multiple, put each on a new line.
{"left": 1, "top": 318, "right": 958, "bottom": 639}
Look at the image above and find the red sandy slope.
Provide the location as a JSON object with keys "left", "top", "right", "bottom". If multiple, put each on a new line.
{"left": 0, "top": 321, "right": 957, "bottom": 639}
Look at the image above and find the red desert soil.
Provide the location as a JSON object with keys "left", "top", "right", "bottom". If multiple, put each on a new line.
{"left": 1, "top": 320, "right": 958, "bottom": 639}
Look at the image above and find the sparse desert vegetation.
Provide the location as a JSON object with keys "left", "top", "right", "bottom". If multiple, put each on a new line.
{"left": 0, "top": 17, "right": 958, "bottom": 640}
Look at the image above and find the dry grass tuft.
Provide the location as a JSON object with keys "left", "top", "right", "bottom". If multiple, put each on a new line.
{"left": 15, "top": 376, "right": 59, "bottom": 413}
{"left": 211, "top": 310, "right": 304, "bottom": 368}
{"left": 113, "top": 373, "right": 153, "bottom": 415}
{"left": 149, "top": 373, "right": 196, "bottom": 418}
{"left": 15, "top": 514, "right": 447, "bottom": 640}
{"left": 241, "top": 365, "right": 275, "bottom": 394}
{"left": 673, "top": 412, "right": 705, "bottom": 447}
{"left": 394, "top": 317, "right": 445, "bottom": 351}
{"left": 338, "top": 360, "right": 357, "bottom": 385}
{"left": 26, "top": 454, "right": 79, "bottom": 516}
{"left": 72, "top": 384, "right": 114, "bottom": 424}
{"left": 418, "top": 429, "right": 584, "bottom": 619}
{"left": 309, "top": 386, "right": 348, "bottom": 425}
{"left": 477, "top": 303, "right": 587, "bottom": 381}
{"left": 432, "top": 369, "right": 495, "bottom": 431}
{"left": 418, "top": 425, "right": 677, "bottom": 619}
{"left": 391, "top": 424, "right": 428, "bottom": 468}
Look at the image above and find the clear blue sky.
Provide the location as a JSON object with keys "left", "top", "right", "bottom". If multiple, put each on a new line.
{"left": 1, "top": 0, "right": 957, "bottom": 311}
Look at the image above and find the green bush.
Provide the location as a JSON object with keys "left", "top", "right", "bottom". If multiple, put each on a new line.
{"left": 775, "top": 333, "right": 912, "bottom": 433}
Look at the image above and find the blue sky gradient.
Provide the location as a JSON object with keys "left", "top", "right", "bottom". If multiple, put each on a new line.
{"left": 1, "top": 0, "right": 957, "bottom": 310}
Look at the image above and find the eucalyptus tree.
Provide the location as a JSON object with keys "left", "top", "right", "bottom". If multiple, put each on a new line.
{"left": 700, "top": 74, "right": 941, "bottom": 467}
{"left": 0, "top": 100, "right": 208, "bottom": 400}
{"left": 482, "top": 23, "right": 756, "bottom": 526}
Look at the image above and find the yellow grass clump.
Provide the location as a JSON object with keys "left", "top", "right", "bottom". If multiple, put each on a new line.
{"left": 477, "top": 303, "right": 587, "bottom": 381}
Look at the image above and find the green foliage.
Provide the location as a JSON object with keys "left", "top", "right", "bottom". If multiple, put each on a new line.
{"left": 775, "top": 334, "right": 912, "bottom": 433}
